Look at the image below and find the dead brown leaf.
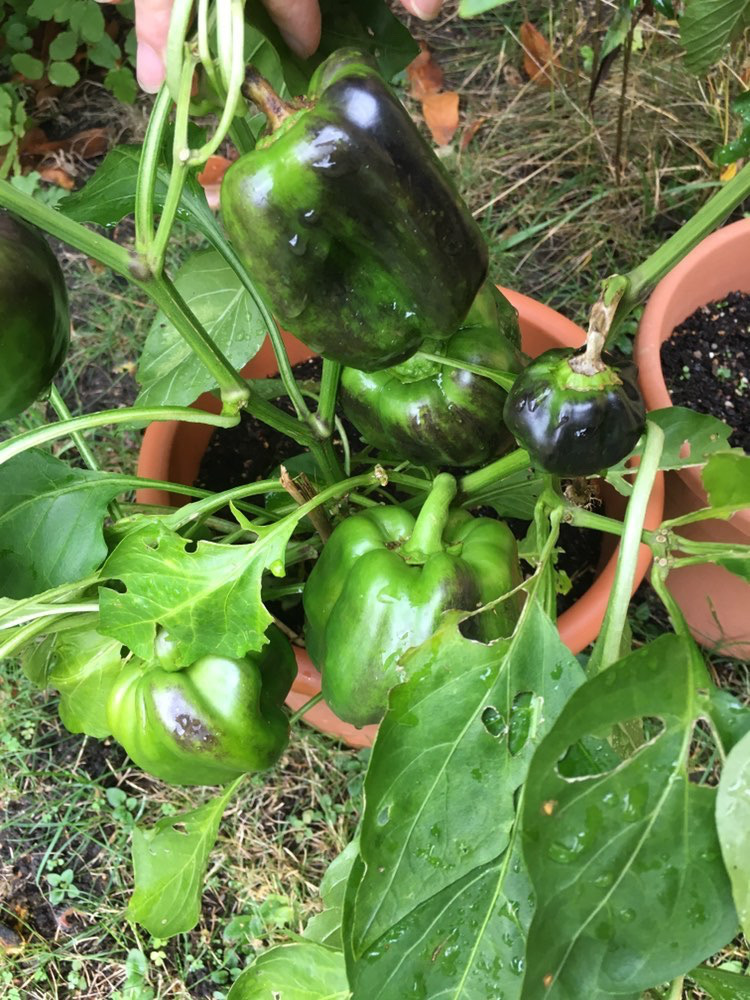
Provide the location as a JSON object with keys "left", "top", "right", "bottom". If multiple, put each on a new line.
{"left": 520, "top": 21, "right": 560, "bottom": 88}
{"left": 422, "top": 92, "right": 460, "bottom": 147}
{"left": 38, "top": 166, "right": 75, "bottom": 189}
{"left": 406, "top": 42, "right": 444, "bottom": 100}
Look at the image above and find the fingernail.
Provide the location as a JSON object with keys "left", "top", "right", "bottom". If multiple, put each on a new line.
{"left": 137, "top": 43, "right": 164, "bottom": 94}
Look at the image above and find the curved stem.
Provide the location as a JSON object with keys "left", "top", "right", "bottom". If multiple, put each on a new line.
{"left": 289, "top": 691, "right": 324, "bottom": 726}
{"left": 401, "top": 473, "right": 457, "bottom": 559}
{"left": 589, "top": 419, "right": 665, "bottom": 674}
{"left": 414, "top": 351, "right": 517, "bottom": 391}
{"left": 164, "top": 0, "right": 195, "bottom": 101}
{"left": 459, "top": 448, "right": 531, "bottom": 502}
{"left": 0, "top": 406, "right": 238, "bottom": 467}
{"left": 317, "top": 360, "right": 341, "bottom": 435}
{"left": 135, "top": 85, "right": 173, "bottom": 255}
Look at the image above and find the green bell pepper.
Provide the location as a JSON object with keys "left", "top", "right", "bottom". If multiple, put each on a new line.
{"left": 0, "top": 211, "right": 69, "bottom": 422}
{"left": 340, "top": 284, "right": 525, "bottom": 467}
{"left": 220, "top": 48, "right": 488, "bottom": 371}
{"left": 107, "top": 626, "right": 296, "bottom": 785}
{"left": 303, "top": 474, "right": 522, "bottom": 727}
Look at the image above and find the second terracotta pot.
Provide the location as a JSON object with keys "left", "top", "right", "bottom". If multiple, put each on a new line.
{"left": 138, "top": 288, "right": 664, "bottom": 746}
{"left": 636, "top": 219, "right": 750, "bottom": 659}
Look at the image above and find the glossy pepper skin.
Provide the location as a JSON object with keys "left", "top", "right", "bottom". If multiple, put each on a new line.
{"left": 106, "top": 626, "right": 296, "bottom": 785}
{"left": 220, "top": 49, "right": 488, "bottom": 371}
{"left": 502, "top": 348, "right": 646, "bottom": 476}
{"left": 340, "top": 284, "right": 525, "bottom": 467}
{"left": 303, "top": 474, "right": 522, "bottom": 728}
{"left": 0, "top": 212, "right": 69, "bottom": 421}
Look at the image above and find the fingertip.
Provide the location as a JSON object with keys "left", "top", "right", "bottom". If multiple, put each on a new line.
{"left": 403, "top": 0, "right": 443, "bottom": 20}
{"left": 137, "top": 42, "right": 165, "bottom": 94}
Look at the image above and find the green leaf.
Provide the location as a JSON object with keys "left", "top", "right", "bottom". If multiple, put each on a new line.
{"left": 27, "top": 0, "right": 60, "bottom": 17}
{"left": 703, "top": 452, "right": 750, "bottom": 512}
{"left": 605, "top": 407, "right": 735, "bottom": 495}
{"left": 98, "top": 516, "right": 298, "bottom": 666}
{"left": 459, "top": 0, "right": 514, "bottom": 15}
{"left": 129, "top": 782, "right": 238, "bottom": 937}
{"left": 304, "top": 840, "right": 359, "bottom": 949}
{"left": 0, "top": 451, "right": 126, "bottom": 600}
{"left": 87, "top": 33, "right": 120, "bottom": 69}
{"left": 690, "top": 965, "right": 750, "bottom": 999}
{"left": 70, "top": 0, "right": 105, "bottom": 42}
{"left": 23, "top": 623, "right": 124, "bottom": 738}
{"left": 680, "top": 0, "right": 750, "bottom": 75}
{"left": 11, "top": 53, "right": 45, "bottom": 80}
{"left": 49, "top": 30, "right": 78, "bottom": 61}
{"left": 47, "top": 61, "right": 80, "bottom": 87}
{"left": 460, "top": 465, "right": 544, "bottom": 519}
{"left": 716, "top": 729, "right": 750, "bottom": 937}
{"left": 136, "top": 250, "right": 265, "bottom": 407}
{"left": 103, "top": 67, "right": 137, "bottom": 104}
{"left": 348, "top": 604, "right": 584, "bottom": 998}
{"left": 521, "top": 634, "right": 738, "bottom": 999}
{"left": 60, "top": 144, "right": 220, "bottom": 241}
{"left": 227, "top": 942, "right": 350, "bottom": 1000}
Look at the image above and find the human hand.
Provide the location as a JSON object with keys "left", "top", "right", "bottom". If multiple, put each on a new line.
{"left": 98, "top": 0, "right": 444, "bottom": 94}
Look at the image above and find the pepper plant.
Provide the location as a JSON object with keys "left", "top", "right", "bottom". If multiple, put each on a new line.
{"left": 0, "top": 2, "right": 749, "bottom": 998}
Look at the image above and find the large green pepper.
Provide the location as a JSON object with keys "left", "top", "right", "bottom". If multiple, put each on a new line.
{"left": 106, "top": 626, "right": 296, "bottom": 785}
{"left": 503, "top": 348, "right": 646, "bottom": 476}
{"left": 0, "top": 211, "right": 69, "bottom": 421}
{"left": 303, "top": 474, "right": 522, "bottom": 728}
{"left": 220, "top": 49, "right": 488, "bottom": 371}
{"left": 340, "top": 284, "right": 525, "bottom": 467}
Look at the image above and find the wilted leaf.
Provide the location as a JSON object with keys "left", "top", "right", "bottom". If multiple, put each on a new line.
{"left": 422, "top": 91, "right": 460, "bottom": 146}
{"left": 38, "top": 165, "right": 75, "bottom": 189}
{"left": 460, "top": 116, "right": 486, "bottom": 150}
{"left": 406, "top": 42, "right": 444, "bottom": 99}
{"left": 520, "top": 21, "right": 560, "bottom": 87}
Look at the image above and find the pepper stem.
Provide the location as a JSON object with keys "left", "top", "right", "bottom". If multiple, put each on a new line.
{"left": 401, "top": 473, "right": 457, "bottom": 561}
{"left": 243, "top": 67, "right": 295, "bottom": 131}
{"left": 568, "top": 278, "right": 627, "bottom": 376}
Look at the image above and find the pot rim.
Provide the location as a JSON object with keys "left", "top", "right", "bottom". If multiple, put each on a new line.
{"left": 635, "top": 218, "right": 750, "bottom": 535}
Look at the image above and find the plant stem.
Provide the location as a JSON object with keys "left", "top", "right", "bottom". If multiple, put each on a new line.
{"left": 135, "top": 85, "right": 173, "bottom": 255}
{"left": 289, "top": 691, "right": 325, "bottom": 726}
{"left": 317, "top": 360, "right": 341, "bottom": 435}
{"left": 459, "top": 449, "right": 531, "bottom": 501}
{"left": 243, "top": 68, "right": 296, "bottom": 129}
{"left": 589, "top": 419, "right": 665, "bottom": 673}
{"left": 608, "top": 157, "right": 750, "bottom": 340}
{"left": 47, "top": 386, "right": 123, "bottom": 522}
{"left": 401, "top": 473, "right": 457, "bottom": 559}
{"left": 0, "top": 406, "right": 238, "bottom": 468}
{"left": 414, "top": 351, "right": 517, "bottom": 391}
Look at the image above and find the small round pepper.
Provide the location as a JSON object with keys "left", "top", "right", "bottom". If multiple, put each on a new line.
{"left": 0, "top": 211, "right": 70, "bottom": 422}
{"left": 106, "top": 626, "right": 296, "bottom": 785}
{"left": 502, "top": 347, "right": 646, "bottom": 476}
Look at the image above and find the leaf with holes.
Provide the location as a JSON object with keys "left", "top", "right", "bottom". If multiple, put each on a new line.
{"left": 137, "top": 250, "right": 266, "bottom": 407}
{"left": 0, "top": 450, "right": 126, "bottom": 599}
{"left": 346, "top": 602, "right": 584, "bottom": 999}
{"left": 716, "top": 729, "right": 750, "bottom": 937}
{"left": 227, "top": 942, "right": 350, "bottom": 999}
{"left": 521, "top": 634, "right": 738, "bottom": 999}
{"left": 129, "top": 781, "right": 239, "bottom": 937}
{"left": 605, "top": 407, "right": 736, "bottom": 495}
{"left": 98, "top": 516, "right": 298, "bottom": 667}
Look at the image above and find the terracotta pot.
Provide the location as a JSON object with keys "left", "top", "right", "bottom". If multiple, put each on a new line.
{"left": 636, "top": 219, "right": 750, "bottom": 659}
{"left": 137, "top": 288, "right": 664, "bottom": 746}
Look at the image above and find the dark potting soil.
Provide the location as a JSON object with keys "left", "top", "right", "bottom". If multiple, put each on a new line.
{"left": 195, "top": 358, "right": 601, "bottom": 616}
{"left": 661, "top": 289, "right": 750, "bottom": 453}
